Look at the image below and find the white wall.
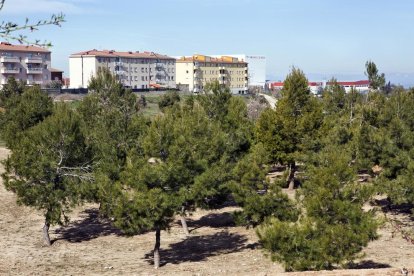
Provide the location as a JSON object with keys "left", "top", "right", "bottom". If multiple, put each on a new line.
{"left": 245, "top": 55, "right": 266, "bottom": 87}
{"left": 69, "top": 56, "right": 97, "bottom": 88}
{"left": 176, "top": 62, "right": 194, "bottom": 91}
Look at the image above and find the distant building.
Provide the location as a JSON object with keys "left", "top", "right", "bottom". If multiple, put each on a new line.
{"left": 50, "top": 68, "right": 63, "bottom": 82}
{"left": 212, "top": 55, "right": 266, "bottom": 89}
{"left": 0, "top": 42, "right": 51, "bottom": 87}
{"left": 269, "top": 80, "right": 370, "bottom": 95}
{"left": 176, "top": 54, "right": 248, "bottom": 94}
{"left": 69, "top": 49, "right": 176, "bottom": 89}
{"left": 328, "top": 80, "right": 370, "bottom": 93}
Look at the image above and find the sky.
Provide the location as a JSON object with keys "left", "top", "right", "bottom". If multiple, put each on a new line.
{"left": 1, "top": 0, "right": 414, "bottom": 86}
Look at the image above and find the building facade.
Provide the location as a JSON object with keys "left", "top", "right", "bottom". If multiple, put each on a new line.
{"left": 69, "top": 50, "right": 176, "bottom": 89}
{"left": 0, "top": 42, "right": 51, "bottom": 87}
{"left": 176, "top": 54, "right": 248, "bottom": 94}
{"left": 212, "top": 54, "right": 266, "bottom": 89}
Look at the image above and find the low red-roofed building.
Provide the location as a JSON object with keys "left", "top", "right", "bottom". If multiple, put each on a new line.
{"left": 269, "top": 80, "right": 370, "bottom": 95}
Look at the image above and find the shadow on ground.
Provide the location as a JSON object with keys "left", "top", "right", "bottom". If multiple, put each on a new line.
{"left": 54, "top": 208, "right": 122, "bottom": 243}
{"left": 374, "top": 199, "right": 414, "bottom": 223}
{"left": 184, "top": 212, "right": 236, "bottom": 232}
{"left": 348, "top": 260, "right": 391, "bottom": 269}
{"left": 144, "top": 231, "right": 257, "bottom": 267}
{"left": 374, "top": 198, "right": 413, "bottom": 216}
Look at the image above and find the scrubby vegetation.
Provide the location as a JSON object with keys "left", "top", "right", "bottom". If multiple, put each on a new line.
{"left": 1, "top": 61, "right": 414, "bottom": 271}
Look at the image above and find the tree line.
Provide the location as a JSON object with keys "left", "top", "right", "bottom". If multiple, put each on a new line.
{"left": 1, "top": 63, "right": 413, "bottom": 271}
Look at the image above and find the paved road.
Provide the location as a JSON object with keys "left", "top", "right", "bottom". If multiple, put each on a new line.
{"left": 259, "top": 93, "right": 277, "bottom": 109}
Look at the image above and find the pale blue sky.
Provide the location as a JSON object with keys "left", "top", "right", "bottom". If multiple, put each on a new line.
{"left": 2, "top": 0, "right": 414, "bottom": 86}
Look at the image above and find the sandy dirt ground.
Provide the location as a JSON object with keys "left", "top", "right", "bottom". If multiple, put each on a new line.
{"left": 0, "top": 146, "right": 413, "bottom": 276}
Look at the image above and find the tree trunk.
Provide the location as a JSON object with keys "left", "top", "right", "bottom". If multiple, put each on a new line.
{"left": 43, "top": 220, "right": 51, "bottom": 246}
{"left": 153, "top": 227, "right": 161, "bottom": 269}
{"left": 287, "top": 163, "right": 296, "bottom": 190}
{"left": 180, "top": 206, "right": 190, "bottom": 236}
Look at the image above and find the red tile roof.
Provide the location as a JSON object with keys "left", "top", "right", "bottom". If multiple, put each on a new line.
{"left": 70, "top": 49, "right": 174, "bottom": 60}
{"left": 0, "top": 42, "right": 50, "bottom": 53}
{"left": 309, "top": 82, "right": 323, "bottom": 86}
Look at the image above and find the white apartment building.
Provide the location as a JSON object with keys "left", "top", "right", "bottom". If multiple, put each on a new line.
{"left": 212, "top": 55, "right": 266, "bottom": 89}
{"left": 0, "top": 42, "right": 51, "bottom": 87}
{"left": 69, "top": 50, "right": 176, "bottom": 89}
{"left": 176, "top": 54, "right": 248, "bottom": 94}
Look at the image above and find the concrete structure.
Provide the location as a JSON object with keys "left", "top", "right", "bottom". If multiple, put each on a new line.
{"left": 212, "top": 55, "right": 266, "bottom": 89}
{"left": 269, "top": 80, "right": 370, "bottom": 95}
{"left": 50, "top": 68, "right": 63, "bottom": 82}
{"left": 69, "top": 49, "right": 176, "bottom": 89}
{"left": 176, "top": 54, "right": 248, "bottom": 94}
{"left": 0, "top": 42, "right": 51, "bottom": 87}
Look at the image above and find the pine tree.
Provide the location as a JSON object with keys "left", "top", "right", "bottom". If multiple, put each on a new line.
{"left": 256, "top": 68, "right": 323, "bottom": 189}
{"left": 365, "top": 61, "right": 386, "bottom": 91}
{"left": 111, "top": 103, "right": 230, "bottom": 268}
{"left": 257, "top": 148, "right": 378, "bottom": 271}
{"left": 0, "top": 85, "right": 53, "bottom": 150}
{"left": 229, "top": 143, "right": 298, "bottom": 226}
{"left": 158, "top": 90, "right": 180, "bottom": 111}
{"left": 77, "top": 68, "right": 145, "bottom": 208}
{"left": 2, "top": 104, "right": 93, "bottom": 245}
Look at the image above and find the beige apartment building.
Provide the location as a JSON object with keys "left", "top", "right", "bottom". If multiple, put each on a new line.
{"left": 176, "top": 54, "right": 248, "bottom": 94}
{"left": 69, "top": 50, "right": 176, "bottom": 89}
{"left": 0, "top": 42, "right": 51, "bottom": 87}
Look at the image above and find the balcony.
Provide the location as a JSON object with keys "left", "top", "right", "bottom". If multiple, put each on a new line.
{"left": 114, "top": 69, "right": 125, "bottom": 75}
{"left": 25, "top": 56, "right": 43, "bottom": 63}
{"left": 1, "top": 68, "right": 19, "bottom": 74}
{"left": 27, "top": 68, "right": 43, "bottom": 74}
{"left": 27, "top": 80, "right": 43, "bottom": 85}
{"left": 1, "top": 56, "right": 19, "bottom": 63}
{"left": 155, "top": 63, "right": 164, "bottom": 71}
